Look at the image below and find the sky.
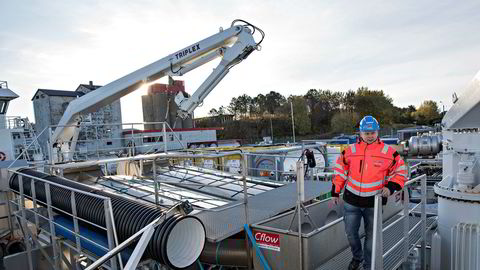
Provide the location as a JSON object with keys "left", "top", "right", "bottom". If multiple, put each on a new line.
{"left": 1, "top": 0, "right": 480, "bottom": 124}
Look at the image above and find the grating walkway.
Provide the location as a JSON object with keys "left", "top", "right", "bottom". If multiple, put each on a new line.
{"left": 195, "top": 181, "right": 332, "bottom": 242}
{"left": 316, "top": 215, "right": 436, "bottom": 270}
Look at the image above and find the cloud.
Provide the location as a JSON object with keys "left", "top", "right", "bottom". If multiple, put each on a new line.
{"left": 1, "top": 0, "right": 479, "bottom": 123}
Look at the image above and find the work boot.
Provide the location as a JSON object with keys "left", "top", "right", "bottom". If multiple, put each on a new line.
{"left": 348, "top": 259, "right": 362, "bottom": 270}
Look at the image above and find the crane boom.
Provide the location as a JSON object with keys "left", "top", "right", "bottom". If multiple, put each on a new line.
{"left": 50, "top": 20, "right": 264, "bottom": 161}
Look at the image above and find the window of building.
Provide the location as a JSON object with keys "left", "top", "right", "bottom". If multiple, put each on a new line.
{"left": 0, "top": 101, "right": 6, "bottom": 114}
{"left": 106, "top": 141, "right": 112, "bottom": 145}
{"left": 142, "top": 136, "right": 164, "bottom": 143}
{"left": 169, "top": 134, "right": 174, "bottom": 141}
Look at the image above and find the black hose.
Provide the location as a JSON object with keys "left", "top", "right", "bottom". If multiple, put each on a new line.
{"left": 9, "top": 168, "right": 205, "bottom": 269}
{"left": 200, "top": 239, "right": 248, "bottom": 267}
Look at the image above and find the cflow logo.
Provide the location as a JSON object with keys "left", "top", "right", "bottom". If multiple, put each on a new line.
{"left": 255, "top": 231, "right": 280, "bottom": 251}
{"left": 175, "top": 44, "right": 201, "bottom": 60}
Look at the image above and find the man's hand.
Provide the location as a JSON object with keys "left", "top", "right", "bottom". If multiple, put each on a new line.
{"left": 381, "top": 187, "right": 391, "bottom": 197}
{"left": 328, "top": 196, "right": 340, "bottom": 208}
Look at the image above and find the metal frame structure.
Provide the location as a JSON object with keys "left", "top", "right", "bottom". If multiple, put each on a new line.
{"left": 6, "top": 142, "right": 436, "bottom": 270}
{"left": 371, "top": 174, "right": 430, "bottom": 270}
{"left": 7, "top": 169, "right": 122, "bottom": 270}
{"left": 47, "top": 121, "right": 185, "bottom": 164}
{"left": 5, "top": 151, "right": 271, "bottom": 269}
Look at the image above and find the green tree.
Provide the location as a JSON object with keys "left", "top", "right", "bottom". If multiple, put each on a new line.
{"left": 228, "top": 97, "right": 240, "bottom": 119}
{"left": 392, "top": 105, "right": 416, "bottom": 124}
{"left": 309, "top": 90, "right": 343, "bottom": 133}
{"left": 331, "top": 111, "right": 360, "bottom": 134}
{"left": 413, "top": 100, "right": 440, "bottom": 124}
{"left": 354, "top": 87, "right": 395, "bottom": 126}
{"left": 251, "top": 94, "right": 267, "bottom": 116}
{"left": 265, "top": 91, "right": 286, "bottom": 114}
{"left": 289, "top": 95, "right": 311, "bottom": 135}
{"left": 304, "top": 89, "right": 319, "bottom": 112}
{"left": 342, "top": 90, "right": 356, "bottom": 112}
{"left": 236, "top": 94, "right": 252, "bottom": 117}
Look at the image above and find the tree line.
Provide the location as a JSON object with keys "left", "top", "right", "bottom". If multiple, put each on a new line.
{"left": 196, "top": 87, "right": 443, "bottom": 142}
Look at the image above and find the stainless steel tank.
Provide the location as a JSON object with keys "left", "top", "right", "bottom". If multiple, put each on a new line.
{"left": 408, "top": 136, "right": 419, "bottom": 156}
{"left": 408, "top": 133, "right": 442, "bottom": 156}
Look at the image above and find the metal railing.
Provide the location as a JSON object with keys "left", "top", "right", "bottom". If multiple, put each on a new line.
{"left": 34, "top": 141, "right": 343, "bottom": 269}
{"left": 0, "top": 116, "right": 31, "bottom": 130}
{"left": 7, "top": 169, "right": 122, "bottom": 270}
{"left": 170, "top": 143, "right": 340, "bottom": 183}
{"left": 47, "top": 121, "right": 187, "bottom": 164}
{"left": 371, "top": 174, "right": 428, "bottom": 270}
{"left": 8, "top": 126, "right": 49, "bottom": 169}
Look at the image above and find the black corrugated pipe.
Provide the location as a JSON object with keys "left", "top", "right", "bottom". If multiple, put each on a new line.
{"left": 200, "top": 239, "right": 248, "bottom": 267}
{"left": 9, "top": 168, "right": 205, "bottom": 269}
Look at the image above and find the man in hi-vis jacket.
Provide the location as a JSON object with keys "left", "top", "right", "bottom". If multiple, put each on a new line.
{"left": 330, "top": 115, "right": 407, "bottom": 270}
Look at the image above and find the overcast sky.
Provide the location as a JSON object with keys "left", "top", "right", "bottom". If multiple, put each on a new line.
{"left": 1, "top": 0, "right": 480, "bottom": 124}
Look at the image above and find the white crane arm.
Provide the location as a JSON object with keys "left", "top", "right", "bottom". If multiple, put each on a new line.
{"left": 50, "top": 20, "right": 263, "bottom": 161}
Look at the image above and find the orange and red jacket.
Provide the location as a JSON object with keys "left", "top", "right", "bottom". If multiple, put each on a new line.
{"left": 332, "top": 139, "right": 407, "bottom": 207}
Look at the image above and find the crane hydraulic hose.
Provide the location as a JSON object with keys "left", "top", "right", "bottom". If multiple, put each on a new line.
{"left": 9, "top": 168, "right": 205, "bottom": 269}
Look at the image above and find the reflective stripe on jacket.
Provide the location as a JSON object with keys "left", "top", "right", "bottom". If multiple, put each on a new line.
{"left": 332, "top": 140, "right": 406, "bottom": 197}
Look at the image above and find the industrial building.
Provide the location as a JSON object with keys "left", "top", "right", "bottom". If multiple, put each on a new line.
{"left": 141, "top": 77, "right": 193, "bottom": 130}
{"left": 32, "top": 81, "right": 122, "bottom": 158}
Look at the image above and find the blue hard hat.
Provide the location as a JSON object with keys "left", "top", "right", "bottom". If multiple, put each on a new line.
{"left": 359, "top": 115, "right": 380, "bottom": 131}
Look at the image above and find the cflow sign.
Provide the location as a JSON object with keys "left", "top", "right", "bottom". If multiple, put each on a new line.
{"left": 255, "top": 231, "right": 280, "bottom": 251}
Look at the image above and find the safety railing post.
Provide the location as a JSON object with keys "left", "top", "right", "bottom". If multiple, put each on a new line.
{"left": 403, "top": 184, "right": 410, "bottom": 263}
{"left": 163, "top": 122, "right": 167, "bottom": 153}
{"left": 153, "top": 158, "right": 161, "bottom": 206}
{"left": 30, "top": 179, "right": 40, "bottom": 231}
{"left": 296, "top": 159, "right": 304, "bottom": 270}
{"left": 242, "top": 153, "right": 252, "bottom": 270}
{"left": 104, "top": 199, "right": 119, "bottom": 270}
{"left": 45, "top": 183, "right": 61, "bottom": 269}
{"left": 18, "top": 175, "right": 34, "bottom": 270}
{"left": 5, "top": 172, "right": 14, "bottom": 236}
{"left": 371, "top": 194, "right": 383, "bottom": 270}
{"left": 131, "top": 123, "right": 135, "bottom": 156}
{"left": 70, "top": 191, "right": 82, "bottom": 254}
{"left": 420, "top": 174, "right": 427, "bottom": 270}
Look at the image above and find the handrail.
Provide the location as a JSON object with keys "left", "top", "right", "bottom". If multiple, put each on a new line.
{"left": 371, "top": 174, "right": 427, "bottom": 270}
{"left": 8, "top": 169, "right": 123, "bottom": 269}
{"left": 7, "top": 125, "right": 49, "bottom": 169}
{"left": 47, "top": 121, "right": 194, "bottom": 163}
{"left": 143, "top": 121, "right": 186, "bottom": 154}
